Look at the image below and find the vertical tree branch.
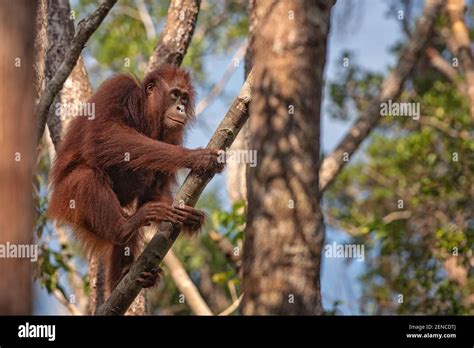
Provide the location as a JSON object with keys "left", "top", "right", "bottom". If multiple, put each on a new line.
{"left": 446, "top": 0, "right": 474, "bottom": 121}
{"left": 35, "top": 0, "right": 110, "bottom": 315}
{"left": 226, "top": 0, "right": 256, "bottom": 205}
{"left": 135, "top": 0, "right": 157, "bottom": 39}
{"left": 36, "top": 0, "right": 117, "bottom": 143}
{"left": 40, "top": 0, "right": 94, "bottom": 147}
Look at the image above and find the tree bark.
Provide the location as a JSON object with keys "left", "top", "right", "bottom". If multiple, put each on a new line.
{"left": 36, "top": 0, "right": 117, "bottom": 143}
{"left": 42, "top": 0, "right": 94, "bottom": 146}
{"left": 241, "top": 0, "right": 334, "bottom": 315}
{"left": 35, "top": 0, "right": 113, "bottom": 316}
{"left": 146, "top": 0, "right": 201, "bottom": 74}
{"left": 0, "top": 0, "right": 37, "bottom": 315}
{"left": 163, "top": 250, "right": 213, "bottom": 315}
{"left": 35, "top": 0, "right": 94, "bottom": 149}
{"left": 40, "top": 0, "right": 201, "bottom": 315}
{"left": 446, "top": 0, "right": 474, "bottom": 121}
{"left": 37, "top": 0, "right": 150, "bottom": 315}
{"left": 425, "top": 46, "right": 466, "bottom": 95}
{"left": 35, "top": 0, "right": 94, "bottom": 143}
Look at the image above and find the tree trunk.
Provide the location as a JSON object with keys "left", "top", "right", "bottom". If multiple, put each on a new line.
{"left": 0, "top": 0, "right": 37, "bottom": 314}
{"left": 226, "top": 0, "right": 256, "bottom": 204}
{"left": 42, "top": 0, "right": 93, "bottom": 145}
{"left": 242, "top": 0, "right": 334, "bottom": 315}
{"left": 446, "top": 0, "right": 474, "bottom": 121}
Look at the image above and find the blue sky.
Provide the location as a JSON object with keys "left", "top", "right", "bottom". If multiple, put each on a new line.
{"left": 36, "top": 0, "right": 406, "bottom": 314}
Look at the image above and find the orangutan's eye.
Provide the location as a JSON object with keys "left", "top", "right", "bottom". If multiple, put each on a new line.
{"left": 170, "top": 89, "right": 180, "bottom": 99}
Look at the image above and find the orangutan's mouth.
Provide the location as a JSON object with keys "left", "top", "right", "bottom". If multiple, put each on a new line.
{"left": 169, "top": 117, "right": 185, "bottom": 125}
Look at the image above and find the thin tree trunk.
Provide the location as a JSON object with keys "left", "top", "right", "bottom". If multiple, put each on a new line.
{"left": 39, "top": 0, "right": 201, "bottom": 315}
{"left": 163, "top": 250, "right": 213, "bottom": 315}
{"left": 0, "top": 0, "right": 37, "bottom": 315}
{"left": 43, "top": 0, "right": 93, "bottom": 145}
{"left": 35, "top": 0, "right": 112, "bottom": 316}
{"left": 242, "top": 0, "right": 334, "bottom": 315}
{"left": 446, "top": 0, "right": 474, "bottom": 121}
{"left": 226, "top": 0, "right": 256, "bottom": 205}
{"left": 36, "top": 0, "right": 117, "bottom": 142}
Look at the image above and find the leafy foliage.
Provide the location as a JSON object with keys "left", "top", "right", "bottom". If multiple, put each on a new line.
{"left": 74, "top": 0, "right": 247, "bottom": 83}
{"left": 326, "top": 13, "right": 474, "bottom": 314}
{"left": 147, "top": 192, "right": 245, "bottom": 315}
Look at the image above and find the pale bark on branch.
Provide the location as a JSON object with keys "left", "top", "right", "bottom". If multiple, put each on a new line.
{"left": 425, "top": 46, "right": 466, "bottom": 95}
{"left": 145, "top": 0, "right": 201, "bottom": 74}
{"left": 96, "top": 71, "right": 253, "bottom": 315}
{"left": 163, "top": 250, "right": 213, "bottom": 315}
{"left": 36, "top": 0, "right": 116, "bottom": 142}
{"left": 319, "top": 0, "right": 444, "bottom": 193}
{"left": 446, "top": 0, "right": 474, "bottom": 121}
{"left": 225, "top": 0, "right": 256, "bottom": 206}
{"left": 135, "top": 0, "right": 156, "bottom": 39}
{"left": 218, "top": 294, "right": 242, "bottom": 316}
{"left": 52, "top": 289, "right": 82, "bottom": 315}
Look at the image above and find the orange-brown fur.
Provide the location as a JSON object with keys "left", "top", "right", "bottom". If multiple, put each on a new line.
{"left": 48, "top": 65, "right": 223, "bottom": 293}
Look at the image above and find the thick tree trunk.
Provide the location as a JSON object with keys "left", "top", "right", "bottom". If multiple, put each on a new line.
{"left": 242, "top": 0, "right": 334, "bottom": 315}
{"left": 0, "top": 0, "right": 37, "bottom": 314}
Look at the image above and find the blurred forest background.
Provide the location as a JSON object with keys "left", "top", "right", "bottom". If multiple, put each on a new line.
{"left": 23, "top": 0, "right": 474, "bottom": 315}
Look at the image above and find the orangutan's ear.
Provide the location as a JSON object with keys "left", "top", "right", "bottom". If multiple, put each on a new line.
{"left": 146, "top": 82, "right": 155, "bottom": 96}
